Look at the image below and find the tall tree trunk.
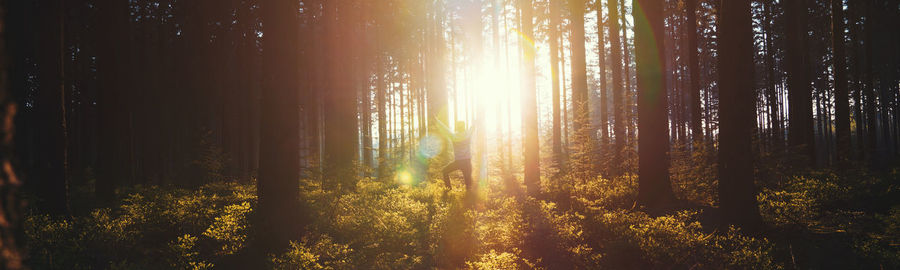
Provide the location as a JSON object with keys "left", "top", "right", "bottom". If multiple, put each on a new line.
{"left": 785, "top": 0, "right": 815, "bottom": 166}
{"left": 597, "top": 0, "right": 609, "bottom": 146}
{"left": 634, "top": 0, "right": 674, "bottom": 210}
{"left": 258, "top": 0, "right": 302, "bottom": 253}
{"left": 0, "top": 0, "right": 27, "bottom": 265}
{"left": 620, "top": 0, "right": 633, "bottom": 148}
{"left": 521, "top": 0, "right": 540, "bottom": 196}
{"left": 862, "top": 0, "right": 877, "bottom": 164}
{"left": 567, "top": 0, "right": 589, "bottom": 140}
{"left": 95, "top": 0, "right": 132, "bottom": 206}
{"left": 550, "top": 0, "right": 562, "bottom": 160}
{"left": 377, "top": 55, "right": 389, "bottom": 182}
{"left": 427, "top": 0, "right": 449, "bottom": 136}
{"left": 323, "top": 2, "right": 360, "bottom": 190}
{"left": 832, "top": 0, "right": 850, "bottom": 164}
{"left": 35, "top": 0, "right": 68, "bottom": 215}
{"left": 686, "top": 0, "right": 702, "bottom": 144}
{"left": 608, "top": 0, "right": 625, "bottom": 175}
{"left": 763, "top": 0, "right": 782, "bottom": 151}
{"left": 718, "top": 0, "right": 763, "bottom": 231}
{"left": 362, "top": 63, "right": 373, "bottom": 173}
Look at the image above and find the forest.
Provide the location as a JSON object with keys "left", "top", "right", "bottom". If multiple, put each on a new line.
{"left": 0, "top": 0, "right": 899, "bottom": 269}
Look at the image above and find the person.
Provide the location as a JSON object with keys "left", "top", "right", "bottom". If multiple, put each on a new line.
{"left": 435, "top": 119, "right": 478, "bottom": 190}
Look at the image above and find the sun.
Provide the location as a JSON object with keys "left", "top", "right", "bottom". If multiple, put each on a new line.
{"left": 448, "top": 50, "right": 525, "bottom": 137}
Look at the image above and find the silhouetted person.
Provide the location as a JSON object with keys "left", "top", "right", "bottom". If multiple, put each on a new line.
{"left": 435, "top": 119, "right": 479, "bottom": 190}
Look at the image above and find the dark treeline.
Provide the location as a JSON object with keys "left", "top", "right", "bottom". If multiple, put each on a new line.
{"left": 2, "top": 0, "right": 900, "bottom": 268}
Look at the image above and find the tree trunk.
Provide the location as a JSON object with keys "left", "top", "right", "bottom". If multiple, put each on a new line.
{"left": 550, "top": 0, "right": 562, "bottom": 160}
{"left": 830, "top": 0, "right": 850, "bottom": 162}
{"left": 608, "top": 0, "right": 625, "bottom": 175}
{"left": 717, "top": 0, "right": 763, "bottom": 232}
{"left": 686, "top": 0, "right": 703, "bottom": 144}
{"left": 35, "top": 0, "right": 68, "bottom": 216}
{"left": 568, "top": 0, "right": 589, "bottom": 140}
{"left": 634, "top": 0, "right": 674, "bottom": 210}
{"left": 258, "top": 0, "right": 302, "bottom": 252}
{"left": 597, "top": 0, "right": 609, "bottom": 146}
{"left": 0, "top": 0, "right": 27, "bottom": 265}
{"left": 521, "top": 0, "right": 540, "bottom": 196}
{"left": 95, "top": 0, "right": 132, "bottom": 206}
{"left": 323, "top": 2, "right": 360, "bottom": 190}
{"left": 785, "top": 0, "right": 815, "bottom": 166}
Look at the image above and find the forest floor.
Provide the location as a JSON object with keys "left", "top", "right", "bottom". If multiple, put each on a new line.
{"left": 22, "top": 165, "right": 900, "bottom": 269}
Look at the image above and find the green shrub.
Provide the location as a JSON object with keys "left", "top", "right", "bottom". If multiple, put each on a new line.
{"left": 271, "top": 236, "right": 353, "bottom": 270}
{"left": 25, "top": 182, "right": 257, "bottom": 269}
{"left": 585, "top": 208, "right": 781, "bottom": 269}
{"left": 466, "top": 249, "right": 537, "bottom": 270}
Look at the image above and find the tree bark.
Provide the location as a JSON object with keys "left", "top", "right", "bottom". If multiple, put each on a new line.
{"left": 597, "top": 0, "right": 609, "bottom": 146}
{"left": 550, "top": 0, "right": 563, "bottom": 160}
{"left": 717, "top": 0, "right": 763, "bottom": 231}
{"left": 0, "top": 0, "right": 26, "bottom": 266}
{"left": 258, "top": 0, "right": 302, "bottom": 252}
{"left": 607, "top": 0, "right": 625, "bottom": 175}
{"left": 634, "top": 0, "right": 674, "bottom": 210}
{"left": 785, "top": 0, "right": 815, "bottom": 166}
{"left": 567, "top": 0, "right": 589, "bottom": 140}
{"left": 686, "top": 0, "right": 703, "bottom": 144}
{"left": 832, "top": 0, "right": 850, "bottom": 164}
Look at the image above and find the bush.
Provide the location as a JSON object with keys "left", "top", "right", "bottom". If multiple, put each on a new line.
{"left": 585, "top": 208, "right": 781, "bottom": 269}
{"left": 26, "top": 182, "right": 256, "bottom": 269}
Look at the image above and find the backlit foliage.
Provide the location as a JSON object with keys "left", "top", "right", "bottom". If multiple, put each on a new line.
{"left": 24, "top": 167, "right": 900, "bottom": 269}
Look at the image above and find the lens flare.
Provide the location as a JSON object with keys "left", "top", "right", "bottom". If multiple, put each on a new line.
{"left": 396, "top": 170, "right": 413, "bottom": 186}
{"left": 417, "top": 134, "right": 444, "bottom": 159}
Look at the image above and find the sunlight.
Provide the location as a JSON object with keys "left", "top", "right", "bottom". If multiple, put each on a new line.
{"left": 449, "top": 41, "right": 525, "bottom": 137}
{"left": 396, "top": 169, "right": 413, "bottom": 186}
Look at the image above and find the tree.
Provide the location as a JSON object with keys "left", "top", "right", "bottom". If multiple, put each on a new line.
{"left": 0, "top": 0, "right": 26, "bottom": 266}
{"left": 831, "top": 0, "right": 850, "bottom": 163}
{"left": 596, "top": 0, "right": 609, "bottom": 147}
{"left": 568, "top": 0, "right": 589, "bottom": 141}
{"left": 323, "top": 1, "right": 360, "bottom": 190}
{"left": 550, "top": 0, "right": 563, "bottom": 159}
{"left": 685, "top": 0, "right": 702, "bottom": 143}
{"left": 607, "top": 0, "right": 625, "bottom": 175}
{"left": 785, "top": 0, "right": 815, "bottom": 165}
{"left": 95, "top": 0, "right": 132, "bottom": 205}
{"left": 257, "top": 0, "right": 302, "bottom": 252}
{"left": 34, "top": 0, "right": 68, "bottom": 215}
{"left": 717, "top": 0, "right": 763, "bottom": 231}
{"left": 521, "top": 0, "right": 540, "bottom": 196}
{"left": 633, "top": 0, "right": 674, "bottom": 210}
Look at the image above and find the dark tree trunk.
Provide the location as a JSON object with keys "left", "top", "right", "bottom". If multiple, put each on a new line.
{"left": 0, "top": 0, "right": 27, "bottom": 266}
{"left": 35, "top": 0, "right": 68, "bottom": 215}
{"left": 862, "top": 0, "right": 877, "bottom": 164}
{"left": 717, "top": 0, "right": 763, "bottom": 232}
{"left": 763, "top": 0, "right": 782, "bottom": 151}
{"left": 95, "top": 0, "right": 132, "bottom": 206}
{"left": 608, "top": 0, "right": 625, "bottom": 175}
{"left": 832, "top": 0, "right": 850, "bottom": 164}
{"left": 634, "top": 0, "right": 674, "bottom": 210}
{"left": 376, "top": 55, "right": 389, "bottom": 182}
{"left": 686, "top": 0, "right": 703, "bottom": 144}
{"left": 323, "top": 2, "right": 360, "bottom": 190}
{"left": 257, "top": 0, "right": 302, "bottom": 252}
{"left": 596, "top": 0, "right": 609, "bottom": 146}
{"left": 568, "top": 0, "right": 589, "bottom": 139}
{"left": 785, "top": 0, "right": 815, "bottom": 166}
